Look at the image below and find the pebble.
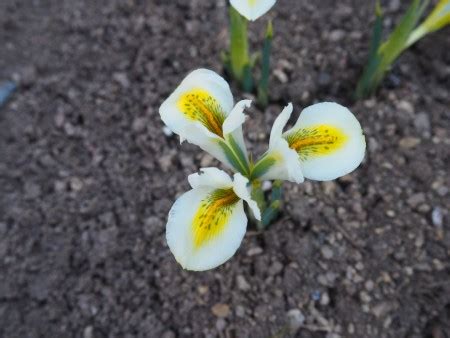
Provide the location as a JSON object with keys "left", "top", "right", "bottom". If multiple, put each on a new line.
{"left": 211, "top": 303, "right": 230, "bottom": 318}
{"left": 132, "top": 117, "right": 147, "bottom": 133}
{"left": 399, "top": 137, "right": 421, "bottom": 149}
{"left": 246, "top": 246, "right": 263, "bottom": 256}
{"left": 158, "top": 153, "right": 174, "bottom": 171}
{"left": 320, "top": 292, "right": 330, "bottom": 306}
{"left": 407, "top": 193, "right": 425, "bottom": 208}
{"left": 161, "top": 331, "right": 176, "bottom": 338}
{"left": 236, "top": 275, "right": 251, "bottom": 291}
{"left": 235, "top": 305, "right": 245, "bottom": 318}
{"left": 287, "top": 309, "right": 305, "bottom": 332}
{"left": 215, "top": 318, "right": 226, "bottom": 331}
{"left": 329, "top": 29, "right": 345, "bottom": 41}
{"left": 69, "top": 177, "right": 84, "bottom": 192}
{"left": 83, "top": 326, "right": 94, "bottom": 338}
{"left": 396, "top": 100, "right": 414, "bottom": 114}
{"left": 273, "top": 69, "right": 288, "bottom": 83}
{"left": 320, "top": 245, "right": 334, "bottom": 260}
{"left": 359, "top": 291, "right": 371, "bottom": 303}
{"left": 200, "top": 154, "right": 214, "bottom": 167}
{"left": 268, "top": 261, "right": 284, "bottom": 276}
{"left": 414, "top": 113, "right": 431, "bottom": 136}
{"left": 364, "top": 280, "right": 374, "bottom": 291}
{"left": 113, "top": 72, "right": 130, "bottom": 88}
{"left": 431, "top": 207, "right": 443, "bottom": 228}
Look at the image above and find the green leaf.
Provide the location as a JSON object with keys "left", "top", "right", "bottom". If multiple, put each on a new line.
{"left": 407, "top": 0, "right": 450, "bottom": 47}
{"left": 257, "top": 20, "right": 273, "bottom": 107}
{"left": 250, "top": 153, "right": 277, "bottom": 180}
{"left": 356, "top": 0, "right": 429, "bottom": 98}
{"left": 355, "top": 1, "right": 384, "bottom": 99}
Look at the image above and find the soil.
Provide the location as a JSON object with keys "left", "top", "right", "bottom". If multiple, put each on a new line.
{"left": 0, "top": 0, "right": 449, "bottom": 337}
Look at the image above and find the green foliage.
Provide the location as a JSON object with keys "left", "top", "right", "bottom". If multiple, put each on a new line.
{"left": 257, "top": 20, "right": 273, "bottom": 107}
{"left": 356, "top": 0, "right": 428, "bottom": 99}
{"left": 228, "top": 7, "right": 251, "bottom": 88}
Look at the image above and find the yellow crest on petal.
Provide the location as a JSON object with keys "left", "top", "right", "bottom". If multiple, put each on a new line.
{"left": 177, "top": 88, "right": 226, "bottom": 138}
{"left": 192, "top": 188, "right": 240, "bottom": 249}
{"left": 285, "top": 125, "right": 348, "bottom": 161}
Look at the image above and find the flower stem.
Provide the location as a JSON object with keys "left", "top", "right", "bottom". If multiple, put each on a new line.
{"left": 229, "top": 6, "right": 252, "bottom": 91}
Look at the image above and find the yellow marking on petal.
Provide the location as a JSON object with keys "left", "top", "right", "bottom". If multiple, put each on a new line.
{"left": 192, "top": 188, "right": 240, "bottom": 249}
{"left": 177, "top": 88, "right": 226, "bottom": 138}
{"left": 284, "top": 125, "right": 348, "bottom": 161}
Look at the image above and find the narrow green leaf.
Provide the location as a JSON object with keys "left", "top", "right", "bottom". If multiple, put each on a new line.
{"left": 257, "top": 20, "right": 273, "bottom": 107}
{"left": 250, "top": 153, "right": 277, "bottom": 180}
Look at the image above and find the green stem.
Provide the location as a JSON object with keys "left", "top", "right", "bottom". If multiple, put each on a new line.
{"left": 257, "top": 20, "right": 273, "bottom": 107}
{"left": 229, "top": 6, "right": 252, "bottom": 90}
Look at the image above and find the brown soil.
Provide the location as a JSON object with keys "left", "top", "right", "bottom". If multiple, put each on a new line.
{"left": 0, "top": 0, "right": 449, "bottom": 337}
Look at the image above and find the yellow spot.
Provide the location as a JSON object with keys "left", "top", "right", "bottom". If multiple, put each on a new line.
{"left": 177, "top": 88, "right": 226, "bottom": 138}
{"left": 284, "top": 125, "right": 348, "bottom": 160}
{"left": 192, "top": 188, "right": 240, "bottom": 249}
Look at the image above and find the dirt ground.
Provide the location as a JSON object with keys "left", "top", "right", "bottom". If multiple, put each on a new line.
{"left": 0, "top": 0, "right": 449, "bottom": 337}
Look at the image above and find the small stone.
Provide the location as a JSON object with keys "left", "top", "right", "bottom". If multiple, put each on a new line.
{"left": 235, "top": 305, "right": 245, "bottom": 318}
{"left": 247, "top": 246, "right": 263, "bottom": 256}
{"left": 200, "top": 154, "right": 214, "bottom": 167}
{"left": 396, "top": 100, "right": 414, "bottom": 114}
{"left": 83, "top": 326, "right": 94, "bottom": 338}
{"left": 359, "top": 291, "right": 371, "bottom": 303}
{"left": 320, "top": 245, "right": 334, "bottom": 260}
{"left": 431, "top": 207, "right": 443, "bottom": 228}
{"left": 197, "top": 285, "right": 209, "bottom": 295}
{"left": 287, "top": 309, "right": 305, "bottom": 332}
{"left": 132, "top": 117, "right": 147, "bottom": 133}
{"left": 161, "top": 330, "right": 176, "bottom": 338}
{"left": 365, "top": 280, "right": 375, "bottom": 291}
{"left": 236, "top": 275, "right": 251, "bottom": 291}
{"left": 69, "top": 177, "right": 84, "bottom": 192}
{"left": 268, "top": 261, "right": 284, "bottom": 276}
{"left": 273, "top": 69, "right": 288, "bottom": 83}
{"left": 399, "top": 137, "right": 421, "bottom": 149}
{"left": 386, "top": 210, "right": 396, "bottom": 218}
{"left": 158, "top": 153, "right": 174, "bottom": 171}
{"left": 320, "top": 292, "right": 330, "bottom": 306}
{"left": 113, "top": 72, "right": 130, "bottom": 88}
{"left": 211, "top": 303, "right": 230, "bottom": 318}
{"left": 414, "top": 113, "right": 431, "bottom": 136}
{"left": 348, "top": 323, "right": 355, "bottom": 334}
{"left": 329, "top": 29, "right": 345, "bottom": 41}
{"left": 215, "top": 318, "right": 226, "bottom": 331}
{"left": 407, "top": 193, "right": 425, "bottom": 208}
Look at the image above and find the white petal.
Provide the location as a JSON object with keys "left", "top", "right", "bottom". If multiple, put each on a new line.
{"left": 232, "top": 173, "right": 261, "bottom": 220}
{"left": 287, "top": 102, "right": 366, "bottom": 181}
{"left": 259, "top": 138, "right": 304, "bottom": 184}
{"left": 230, "top": 0, "right": 277, "bottom": 21}
{"left": 181, "top": 123, "right": 236, "bottom": 169}
{"left": 269, "top": 103, "right": 292, "bottom": 148}
{"left": 188, "top": 167, "right": 233, "bottom": 190}
{"left": 159, "top": 68, "right": 233, "bottom": 137}
{"left": 223, "top": 100, "right": 251, "bottom": 135}
{"left": 223, "top": 99, "right": 252, "bottom": 163}
{"left": 166, "top": 187, "right": 247, "bottom": 271}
